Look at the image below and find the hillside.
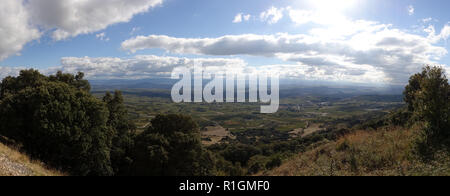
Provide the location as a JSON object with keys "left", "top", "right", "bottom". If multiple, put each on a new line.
{"left": 264, "top": 125, "right": 450, "bottom": 176}
{"left": 0, "top": 142, "right": 62, "bottom": 176}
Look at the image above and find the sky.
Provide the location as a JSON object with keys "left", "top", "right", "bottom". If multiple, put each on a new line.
{"left": 1, "top": 0, "right": 450, "bottom": 85}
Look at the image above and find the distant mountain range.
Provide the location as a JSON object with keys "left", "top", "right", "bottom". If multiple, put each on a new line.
{"left": 90, "top": 78, "right": 405, "bottom": 97}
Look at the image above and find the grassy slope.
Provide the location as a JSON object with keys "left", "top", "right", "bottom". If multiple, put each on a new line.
{"left": 0, "top": 142, "right": 62, "bottom": 176}
{"left": 264, "top": 125, "right": 450, "bottom": 176}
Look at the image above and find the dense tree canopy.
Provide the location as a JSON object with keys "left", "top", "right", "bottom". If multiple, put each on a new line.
{"left": 0, "top": 69, "right": 219, "bottom": 176}
{"left": 131, "top": 114, "right": 215, "bottom": 176}
{"left": 404, "top": 66, "right": 450, "bottom": 154}
{"left": 0, "top": 70, "right": 113, "bottom": 175}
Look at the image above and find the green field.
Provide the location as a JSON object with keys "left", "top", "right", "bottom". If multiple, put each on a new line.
{"left": 93, "top": 89, "right": 404, "bottom": 146}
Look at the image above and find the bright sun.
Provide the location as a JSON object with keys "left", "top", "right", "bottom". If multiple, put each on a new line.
{"left": 300, "top": 0, "right": 357, "bottom": 25}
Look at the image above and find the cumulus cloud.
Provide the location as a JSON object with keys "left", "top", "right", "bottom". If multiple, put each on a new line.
{"left": 120, "top": 6, "right": 450, "bottom": 84}
{"left": 0, "top": 0, "right": 41, "bottom": 61}
{"left": 46, "top": 55, "right": 386, "bottom": 83}
{"left": 260, "top": 7, "right": 284, "bottom": 24}
{"left": 1, "top": 53, "right": 446, "bottom": 84}
{"left": 45, "top": 56, "right": 247, "bottom": 80}
{"left": 0, "top": 0, "right": 163, "bottom": 61}
{"left": 121, "top": 16, "right": 450, "bottom": 84}
{"left": 27, "top": 0, "right": 163, "bottom": 40}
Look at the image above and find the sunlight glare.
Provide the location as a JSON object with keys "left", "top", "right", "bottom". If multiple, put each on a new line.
{"left": 309, "top": 0, "right": 356, "bottom": 13}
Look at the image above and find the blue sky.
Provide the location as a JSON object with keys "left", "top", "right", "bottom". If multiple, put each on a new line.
{"left": 1, "top": 0, "right": 450, "bottom": 84}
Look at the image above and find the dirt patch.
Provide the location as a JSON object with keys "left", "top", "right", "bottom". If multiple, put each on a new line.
{"left": 289, "top": 128, "right": 304, "bottom": 136}
{"left": 201, "top": 126, "right": 235, "bottom": 145}
{"left": 289, "top": 123, "right": 323, "bottom": 138}
{"left": 302, "top": 123, "right": 323, "bottom": 137}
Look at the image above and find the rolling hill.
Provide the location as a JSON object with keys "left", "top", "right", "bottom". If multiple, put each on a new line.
{"left": 263, "top": 125, "right": 450, "bottom": 176}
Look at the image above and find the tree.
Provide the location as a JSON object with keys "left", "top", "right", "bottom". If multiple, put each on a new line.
{"left": 404, "top": 66, "right": 450, "bottom": 155}
{"left": 0, "top": 70, "right": 113, "bottom": 176}
{"left": 404, "top": 71, "right": 425, "bottom": 112}
{"left": 49, "top": 71, "right": 91, "bottom": 92}
{"left": 103, "top": 91, "right": 136, "bottom": 175}
{"left": 131, "top": 114, "right": 214, "bottom": 176}
{"left": 221, "top": 144, "right": 261, "bottom": 166}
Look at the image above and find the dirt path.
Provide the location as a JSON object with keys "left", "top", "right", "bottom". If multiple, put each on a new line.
{"left": 0, "top": 153, "right": 32, "bottom": 176}
{"left": 201, "top": 126, "right": 235, "bottom": 145}
{"left": 0, "top": 142, "right": 62, "bottom": 176}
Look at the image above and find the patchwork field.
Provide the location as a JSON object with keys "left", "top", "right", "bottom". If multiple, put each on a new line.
{"left": 93, "top": 89, "right": 404, "bottom": 146}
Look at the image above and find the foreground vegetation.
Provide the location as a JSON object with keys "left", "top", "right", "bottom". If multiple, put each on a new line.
{"left": 0, "top": 65, "right": 448, "bottom": 176}
{"left": 0, "top": 70, "right": 213, "bottom": 176}
{"left": 265, "top": 125, "right": 450, "bottom": 176}
{"left": 266, "top": 65, "right": 450, "bottom": 176}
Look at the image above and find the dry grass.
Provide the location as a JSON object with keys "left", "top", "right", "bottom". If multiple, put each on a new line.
{"left": 0, "top": 142, "right": 64, "bottom": 176}
{"left": 264, "top": 125, "right": 450, "bottom": 176}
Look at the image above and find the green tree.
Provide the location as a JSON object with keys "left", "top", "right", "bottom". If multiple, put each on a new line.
{"left": 404, "top": 66, "right": 450, "bottom": 155}
{"left": 0, "top": 70, "right": 113, "bottom": 176}
{"left": 103, "top": 91, "right": 136, "bottom": 175}
{"left": 131, "top": 114, "right": 214, "bottom": 176}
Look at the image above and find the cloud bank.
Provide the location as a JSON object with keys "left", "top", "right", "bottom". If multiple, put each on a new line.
{"left": 121, "top": 8, "right": 450, "bottom": 84}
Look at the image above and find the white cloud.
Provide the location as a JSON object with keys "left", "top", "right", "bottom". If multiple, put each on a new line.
{"left": 233, "top": 13, "right": 251, "bottom": 23}
{"left": 1, "top": 54, "right": 448, "bottom": 84}
{"left": 122, "top": 16, "right": 450, "bottom": 84}
{"left": 48, "top": 55, "right": 387, "bottom": 83}
{"left": 27, "top": 0, "right": 163, "bottom": 40}
{"left": 0, "top": 0, "right": 163, "bottom": 61}
{"left": 425, "top": 24, "right": 450, "bottom": 43}
{"left": 408, "top": 5, "right": 415, "bottom": 16}
{"left": 0, "top": 0, "right": 41, "bottom": 61}
{"left": 233, "top": 13, "right": 243, "bottom": 23}
{"left": 47, "top": 55, "right": 247, "bottom": 80}
{"left": 0, "top": 66, "right": 27, "bottom": 79}
{"left": 288, "top": 9, "right": 316, "bottom": 25}
{"left": 422, "top": 17, "right": 433, "bottom": 23}
{"left": 243, "top": 14, "right": 251, "bottom": 21}
{"left": 260, "top": 7, "right": 284, "bottom": 24}
{"left": 96, "top": 32, "right": 110, "bottom": 41}
{"left": 288, "top": 8, "right": 349, "bottom": 27}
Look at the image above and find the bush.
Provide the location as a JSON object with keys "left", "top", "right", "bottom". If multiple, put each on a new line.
{"left": 265, "top": 156, "right": 282, "bottom": 170}
{"left": 221, "top": 144, "right": 261, "bottom": 166}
